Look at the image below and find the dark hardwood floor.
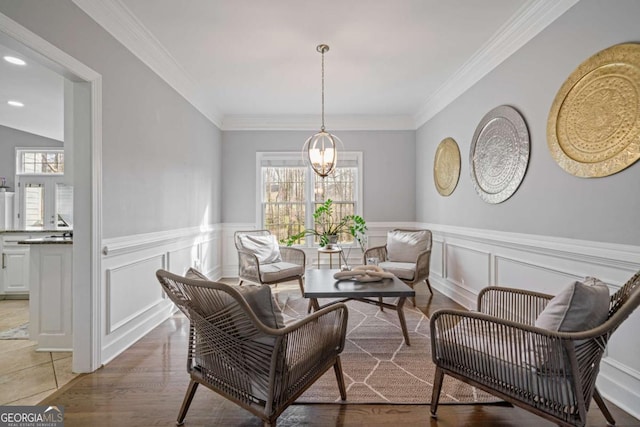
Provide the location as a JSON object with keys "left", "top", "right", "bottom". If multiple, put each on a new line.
{"left": 42, "top": 282, "right": 640, "bottom": 426}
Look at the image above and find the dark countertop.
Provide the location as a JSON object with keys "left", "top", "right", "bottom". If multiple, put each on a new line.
{"left": 18, "top": 236, "right": 73, "bottom": 245}
{"left": 1, "top": 229, "right": 72, "bottom": 234}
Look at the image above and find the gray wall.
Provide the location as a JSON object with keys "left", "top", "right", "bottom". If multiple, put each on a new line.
{"left": 0, "top": 124, "right": 63, "bottom": 190}
{"left": 222, "top": 130, "right": 416, "bottom": 223}
{"left": 0, "top": 0, "right": 222, "bottom": 238}
{"left": 416, "top": 0, "right": 640, "bottom": 246}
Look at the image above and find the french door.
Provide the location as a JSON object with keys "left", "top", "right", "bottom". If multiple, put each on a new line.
{"left": 16, "top": 176, "right": 73, "bottom": 230}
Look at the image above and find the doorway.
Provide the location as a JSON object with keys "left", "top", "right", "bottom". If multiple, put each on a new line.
{"left": 0, "top": 12, "right": 102, "bottom": 373}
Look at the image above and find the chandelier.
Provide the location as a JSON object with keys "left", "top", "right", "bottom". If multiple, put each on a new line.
{"left": 304, "top": 44, "right": 341, "bottom": 178}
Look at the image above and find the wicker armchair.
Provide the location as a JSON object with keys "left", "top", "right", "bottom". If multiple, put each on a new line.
{"left": 363, "top": 228, "right": 433, "bottom": 306}
{"left": 234, "top": 230, "right": 306, "bottom": 295}
{"left": 156, "top": 269, "right": 348, "bottom": 427}
{"left": 430, "top": 270, "right": 640, "bottom": 427}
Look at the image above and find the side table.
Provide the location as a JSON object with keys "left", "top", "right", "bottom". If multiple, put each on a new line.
{"left": 317, "top": 247, "right": 342, "bottom": 269}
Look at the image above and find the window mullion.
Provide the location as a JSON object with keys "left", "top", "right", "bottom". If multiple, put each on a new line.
{"left": 305, "top": 165, "right": 314, "bottom": 247}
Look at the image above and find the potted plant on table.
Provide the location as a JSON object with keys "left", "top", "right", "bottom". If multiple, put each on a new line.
{"left": 283, "top": 199, "right": 367, "bottom": 252}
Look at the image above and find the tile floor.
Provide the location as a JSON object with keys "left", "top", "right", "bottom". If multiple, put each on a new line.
{"left": 0, "top": 299, "right": 78, "bottom": 405}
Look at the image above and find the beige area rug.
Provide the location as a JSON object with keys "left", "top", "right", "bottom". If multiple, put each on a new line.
{"left": 274, "top": 292, "right": 500, "bottom": 405}
{"left": 0, "top": 323, "right": 29, "bottom": 340}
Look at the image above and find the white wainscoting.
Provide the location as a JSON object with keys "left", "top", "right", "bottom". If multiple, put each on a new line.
{"left": 100, "top": 225, "right": 221, "bottom": 364}
{"left": 420, "top": 222, "right": 640, "bottom": 419}
{"left": 98, "top": 221, "right": 640, "bottom": 418}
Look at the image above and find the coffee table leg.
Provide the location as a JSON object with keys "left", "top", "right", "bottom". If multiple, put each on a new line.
{"left": 397, "top": 297, "right": 410, "bottom": 346}
{"left": 310, "top": 298, "right": 320, "bottom": 312}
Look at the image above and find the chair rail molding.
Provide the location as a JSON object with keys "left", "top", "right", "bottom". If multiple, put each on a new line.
{"left": 420, "top": 221, "right": 640, "bottom": 420}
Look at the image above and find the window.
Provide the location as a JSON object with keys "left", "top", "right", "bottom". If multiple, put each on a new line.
{"left": 16, "top": 149, "right": 64, "bottom": 175}
{"left": 258, "top": 152, "right": 362, "bottom": 246}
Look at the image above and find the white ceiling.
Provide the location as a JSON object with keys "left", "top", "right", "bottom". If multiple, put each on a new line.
{"left": 0, "top": 42, "right": 64, "bottom": 141}
{"left": 0, "top": 0, "right": 579, "bottom": 139}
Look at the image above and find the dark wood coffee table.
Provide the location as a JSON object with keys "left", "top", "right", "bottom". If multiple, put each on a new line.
{"left": 304, "top": 268, "right": 416, "bottom": 345}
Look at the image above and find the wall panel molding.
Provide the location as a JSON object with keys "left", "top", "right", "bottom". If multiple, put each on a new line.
{"left": 100, "top": 224, "right": 222, "bottom": 364}
{"left": 106, "top": 254, "right": 165, "bottom": 334}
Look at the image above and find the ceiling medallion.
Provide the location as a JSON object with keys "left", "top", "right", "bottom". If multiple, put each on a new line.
{"left": 433, "top": 137, "right": 461, "bottom": 196}
{"left": 469, "top": 105, "right": 530, "bottom": 204}
{"left": 547, "top": 43, "right": 640, "bottom": 177}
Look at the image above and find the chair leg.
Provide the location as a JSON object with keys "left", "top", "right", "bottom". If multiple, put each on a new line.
{"left": 425, "top": 277, "right": 433, "bottom": 295}
{"left": 177, "top": 380, "right": 199, "bottom": 426}
{"left": 430, "top": 367, "right": 444, "bottom": 418}
{"left": 333, "top": 356, "right": 347, "bottom": 400}
{"left": 379, "top": 296, "right": 384, "bottom": 311}
{"left": 593, "top": 387, "right": 616, "bottom": 426}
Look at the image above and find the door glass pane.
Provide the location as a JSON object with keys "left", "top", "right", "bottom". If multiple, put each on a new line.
{"left": 55, "top": 184, "right": 73, "bottom": 228}
{"left": 24, "top": 183, "right": 44, "bottom": 228}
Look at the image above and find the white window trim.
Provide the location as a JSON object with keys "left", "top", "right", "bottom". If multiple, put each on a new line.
{"left": 15, "top": 147, "right": 65, "bottom": 176}
{"left": 256, "top": 151, "right": 364, "bottom": 248}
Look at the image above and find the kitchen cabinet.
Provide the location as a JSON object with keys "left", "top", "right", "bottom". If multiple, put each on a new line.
{"left": 0, "top": 233, "right": 31, "bottom": 296}
{"left": 2, "top": 244, "right": 30, "bottom": 294}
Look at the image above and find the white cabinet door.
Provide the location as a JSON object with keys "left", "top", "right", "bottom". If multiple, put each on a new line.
{"left": 2, "top": 245, "right": 30, "bottom": 293}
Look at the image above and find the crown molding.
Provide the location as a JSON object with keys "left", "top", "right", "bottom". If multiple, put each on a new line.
{"left": 72, "top": 0, "right": 223, "bottom": 128}
{"left": 73, "top": 0, "right": 579, "bottom": 132}
{"left": 221, "top": 115, "right": 416, "bottom": 131}
{"left": 413, "top": 0, "right": 580, "bottom": 129}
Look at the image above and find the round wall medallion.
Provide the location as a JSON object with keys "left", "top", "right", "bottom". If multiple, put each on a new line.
{"left": 547, "top": 43, "right": 640, "bottom": 177}
{"left": 434, "top": 137, "right": 461, "bottom": 196}
{"left": 469, "top": 105, "right": 530, "bottom": 204}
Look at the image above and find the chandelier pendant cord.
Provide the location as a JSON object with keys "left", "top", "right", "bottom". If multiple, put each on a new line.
{"left": 321, "top": 48, "right": 325, "bottom": 131}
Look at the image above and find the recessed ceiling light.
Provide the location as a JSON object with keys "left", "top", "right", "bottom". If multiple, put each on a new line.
{"left": 3, "top": 56, "right": 26, "bottom": 66}
{"left": 8, "top": 100, "right": 24, "bottom": 107}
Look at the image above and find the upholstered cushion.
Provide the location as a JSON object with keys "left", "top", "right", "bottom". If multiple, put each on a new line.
{"left": 185, "top": 268, "right": 284, "bottom": 329}
{"left": 260, "top": 262, "right": 304, "bottom": 283}
{"left": 238, "top": 234, "right": 282, "bottom": 264}
{"left": 438, "top": 319, "right": 575, "bottom": 407}
{"left": 535, "top": 277, "right": 610, "bottom": 332}
{"left": 237, "top": 283, "right": 285, "bottom": 329}
{"left": 185, "top": 267, "right": 209, "bottom": 281}
{"left": 379, "top": 261, "right": 415, "bottom": 280}
{"left": 386, "top": 229, "right": 430, "bottom": 263}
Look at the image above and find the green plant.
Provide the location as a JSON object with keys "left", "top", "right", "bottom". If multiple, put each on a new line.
{"left": 283, "top": 199, "right": 367, "bottom": 249}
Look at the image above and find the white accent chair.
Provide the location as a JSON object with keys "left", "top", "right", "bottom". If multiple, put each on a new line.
{"left": 234, "top": 230, "right": 306, "bottom": 296}
{"left": 363, "top": 228, "right": 433, "bottom": 306}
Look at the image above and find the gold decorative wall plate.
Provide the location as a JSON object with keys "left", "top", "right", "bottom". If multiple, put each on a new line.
{"left": 547, "top": 43, "right": 640, "bottom": 177}
{"left": 470, "top": 105, "right": 530, "bottom": 204}
{"left": 434, "top": 137, "right": 461, "bottom": 196}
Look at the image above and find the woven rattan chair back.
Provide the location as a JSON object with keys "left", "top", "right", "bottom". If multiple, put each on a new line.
{"left": 156, "top": 269, "right": 347, "bottom": 427}
{"left": 430, "top": 270, "right": 640, "bottom": 427}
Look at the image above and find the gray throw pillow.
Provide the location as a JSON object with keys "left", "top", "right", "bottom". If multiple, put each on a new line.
{"left": 535, "top": 277, "right": 610, "bottom": 332}
{"left": 386, "top": 229, "right": 430, "bottom": 263}
{"left": 185, "top": 267, "right": 284, "bottom": 328}
{"left": 239, "top": 234, "right": 283, "bottom": 264}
